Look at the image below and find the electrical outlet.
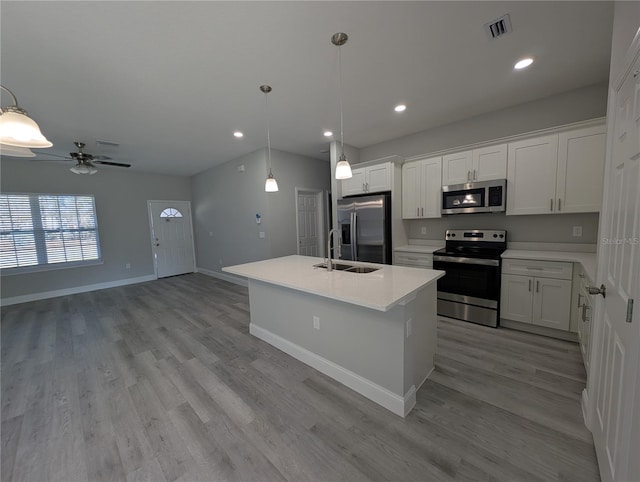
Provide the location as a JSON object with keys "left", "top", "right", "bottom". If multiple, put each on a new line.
{"left": 572, "top": 226, "right": 583, "bottom": 237}
{"left": 125, "top": 263, "right": 131, "bottom": 269}
{"left": 259, "top": 231, "right": 265, "bottom": 239}
{"left": 421, "top": 227, "right": 427, "bottom": 235}
{"left": 406, "top": 319, "right": 412, "bottom": 337}
{"left": 313, "top": 316, "right": 320, "bottom": 330}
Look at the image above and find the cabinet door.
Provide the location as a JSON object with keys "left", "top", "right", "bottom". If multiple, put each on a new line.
{"left": 341, "top": 168, "right": 366, "bottom": 196}
{"left": 532, "top": 277, "right": 572, "bottom": 330}
{"left": 556, "top": 125, "right": 606, "bottom": 213}
{"left": 366, "top": 163, "right": 391, "bottom": 193}
{"left": 500, "top": 274, "right": 533, "bottom": 323}
{"left": 402, "top": 161, "right": 422, "bottom": 219}
{"left": 472, "top": 144, "right": 507, "bottom": 181}
{"left": 506, "top": 135, "right": 559, "bottom": 215}
{"left": 422, "top": 157, "right": 442, "bottom": 218}
{"left": 442, "top": 150, "right": 472, "bottom": 185}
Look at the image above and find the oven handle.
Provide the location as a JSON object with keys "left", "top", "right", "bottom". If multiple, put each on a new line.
{"left": 433, "top": 255, "right": 500, "bottom": 267}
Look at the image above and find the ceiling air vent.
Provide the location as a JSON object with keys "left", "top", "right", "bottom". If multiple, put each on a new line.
{"left": 484, "top": 14, "right": 512, "bottom": 40}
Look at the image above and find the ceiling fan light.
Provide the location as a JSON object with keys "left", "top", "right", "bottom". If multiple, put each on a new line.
{"left": 0, "top": 110, "right": 52, "bottom": 148}
{"left": 70, "top": 164, "right": 97, "bottom": 175}
{"left": 265, "top": 172, "right": 279, "bottom": 192}
{"left": 0, "top": 144, "right": 35, "bottom": 157}
{"left": 335, "top": 155, "right": 352, "bottom": 180}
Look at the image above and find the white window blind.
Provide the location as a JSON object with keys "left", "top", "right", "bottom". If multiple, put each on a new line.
{"left": 0, "top": 193, "right": 101, "bottom": 273}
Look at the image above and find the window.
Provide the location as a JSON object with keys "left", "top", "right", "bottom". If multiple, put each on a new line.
{"left": 0, "top": 193, "right": 101, "bottom": 273}
{"left": 160, "top": 207, "right": 183, "bottom": 218}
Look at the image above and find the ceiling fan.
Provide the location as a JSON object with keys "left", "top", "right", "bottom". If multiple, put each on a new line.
{"left": 33, "top": 141, "right": 131, "bottom": 174}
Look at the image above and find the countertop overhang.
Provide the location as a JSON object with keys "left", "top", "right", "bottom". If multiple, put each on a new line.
{"left": 223, "top": 255, "right": 444, "bottom": 312}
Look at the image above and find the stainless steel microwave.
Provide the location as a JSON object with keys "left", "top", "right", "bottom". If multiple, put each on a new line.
{"left": 441, "top": 179, "right": 506, "bottom": 215}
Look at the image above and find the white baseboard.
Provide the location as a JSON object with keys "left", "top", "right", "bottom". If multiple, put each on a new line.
{"left": 250, "top": 323, "right": 415, "bottom": 417}
{"left": 1, "top": 274, "right": 156, "bottom": 306}
{"left": 197, "top": 266, "right": 248, "bottom": 287}
{"left": 582, "top": 388, "right": 591, "bottom": 430}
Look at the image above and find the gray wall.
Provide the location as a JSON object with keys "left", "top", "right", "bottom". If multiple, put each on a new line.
{"left": 359, "top": 82, "right": 608, "bottom": 163}
{"left": 406, "top": 212, "right": 600, "bottom": 244}
{"left": 0, "top": 158, "right": 191, "bottom": 299}
{"left": 191, "top": 148, "right": 330, "bottom": 274}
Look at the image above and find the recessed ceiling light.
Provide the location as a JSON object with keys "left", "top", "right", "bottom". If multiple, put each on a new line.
{"left": 514, "top": 58, "right": 534, "bottom": 70}
{"left": 323, "top": 131, "right": 333, "bottom": 137}
{"left": 394, "top": 104, "right": 407, "bottom": 112}
{"left": 233, "top": 131, "right": 244, "bottom": 138}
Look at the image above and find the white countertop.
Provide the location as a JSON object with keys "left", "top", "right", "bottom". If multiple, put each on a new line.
{"left": 394, "top": 245, "right": 443, "bottom": 254}
{"left": 223, "top": 255, "right": 444, "bottom": 312}
{"left": 502, "top": 249, "right": 597, "bottom": 281}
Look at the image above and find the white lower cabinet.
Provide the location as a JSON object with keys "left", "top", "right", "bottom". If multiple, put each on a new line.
{"left": 501, "top": 259, "right": 573, "bottom": 331}
{"left": 393, "top": 250, "right": 433, "bottom": 268}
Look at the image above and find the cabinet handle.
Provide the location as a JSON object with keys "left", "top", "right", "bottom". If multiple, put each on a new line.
{"left": 362, "top": 183, "right": 366, "bottom": 192}
{"left": 467, "top": 170, "right": 471, "bottom": 181}
{"left": 421, "top": 207, "right": 424, "bottom": 216}
{"left": 528, "top": 279, "right": 532, "bottom": 292}
{"left": 417, "top": 207, "right": 420, "bottom": 216}
{"left": 473, "top": 169, "right": 477, "bottom": 181}
{"left": 536, "top": 280, "right": 540, "bottom": 293}
{"left": 550, "top": 198, "right": 554, "bottom": 212}
{"left": 558, "top": 198, "right": 562, "bottom": 211}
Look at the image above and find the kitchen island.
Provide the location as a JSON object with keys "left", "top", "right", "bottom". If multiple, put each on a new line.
{"left": 223, "top": 255, "right": 444, "bottom": 417}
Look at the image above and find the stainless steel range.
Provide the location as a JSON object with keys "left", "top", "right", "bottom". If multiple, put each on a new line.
{"left": 432, "top": 229, "right": 507, "bottom": 327}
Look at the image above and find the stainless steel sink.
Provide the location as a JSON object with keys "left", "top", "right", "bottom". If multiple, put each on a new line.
{"left": 313, "top": 262, "right": 380, "bottom": 273}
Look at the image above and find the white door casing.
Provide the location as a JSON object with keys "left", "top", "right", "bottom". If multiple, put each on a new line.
{"left": 148, "top": 200, "right": 196, "bottom": 278}
{"left": 587, "top": 35, "right": 640, "bottom": 482}
{"left": 296, "top": 189, "right": 324, "bottom": 257}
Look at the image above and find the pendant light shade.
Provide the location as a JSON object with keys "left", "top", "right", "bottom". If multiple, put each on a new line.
{"left": 331, "top": 32, "right": 352, "bottom": 180}
{"left": 0, "top": 85, "right": 52, "bottom": 148}
{"left": 0, "top": 144, "right": 36, "bottom": 158}
{"left": 260, "top": 85, "right": 278, "bottom": 192}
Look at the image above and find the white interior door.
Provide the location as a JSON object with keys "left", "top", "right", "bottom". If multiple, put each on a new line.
{"left": 148, "top": 200, "right": 196, "bottom": 278}
{"left": 588, "top": 40, "right": 640, "bottom": 482}
{"left": 296, "top": 190, "right": 324, "bottom": 257}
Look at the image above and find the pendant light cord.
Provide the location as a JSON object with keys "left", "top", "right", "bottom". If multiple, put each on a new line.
{"left": 338, "top": 45, "right": 345, "bottom": 158}
{"left": 264, "top": 91, "right": 272, "bottom": 175}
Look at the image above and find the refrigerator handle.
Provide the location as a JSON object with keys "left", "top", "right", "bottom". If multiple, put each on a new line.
{"left": 351, "top": 211, "right": 358, "bottom": 260}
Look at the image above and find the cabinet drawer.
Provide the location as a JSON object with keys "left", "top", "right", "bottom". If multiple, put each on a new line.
{"left": 502, "top": 258, "right": 573, "bottom": 280}
{"left": 394, "top": 252, "right": 433, "bottom": 268}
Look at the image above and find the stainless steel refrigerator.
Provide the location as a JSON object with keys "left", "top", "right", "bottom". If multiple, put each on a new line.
{"left": 337, "top": 193, "right": 392, "bottom": 264}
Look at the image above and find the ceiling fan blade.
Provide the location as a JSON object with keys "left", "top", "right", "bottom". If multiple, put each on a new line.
{"left": 35, "top": 152, "right": 74, "bottom": 160}
{"left": 92, "top": 155, "right": 112, "bottom": 161}
{"left": 94, "top": 160, "right": 131, "bottom": 168}
{"left": 31, "top": 158, "right": 74, "bottom": 162}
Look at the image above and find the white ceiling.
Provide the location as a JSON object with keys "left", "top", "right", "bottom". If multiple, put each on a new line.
{"left": 0, "top": 1, "right": 613, "bottom": 177}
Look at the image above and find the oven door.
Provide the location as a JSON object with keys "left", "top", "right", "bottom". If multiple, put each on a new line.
{"left": 433, "top": 255, "right": 501, "bottom": 326}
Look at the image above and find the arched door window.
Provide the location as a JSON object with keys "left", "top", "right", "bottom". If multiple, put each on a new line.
{"left": 160, "top": 207, "right": 183, "bottom": 218}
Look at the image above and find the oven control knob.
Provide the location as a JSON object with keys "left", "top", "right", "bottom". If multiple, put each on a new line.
{"left": 451, "top": 233, "right": 456, "bottom": 237}
{"left": 493, "top": 234, "right": 498, "bottom": 238}
{"left": 499, "top": 234, "right": 504, "bottom": 238}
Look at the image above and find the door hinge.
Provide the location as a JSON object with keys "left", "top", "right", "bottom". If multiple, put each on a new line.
{"left": 626, "top": 298, "right": 634, "bottom": 323}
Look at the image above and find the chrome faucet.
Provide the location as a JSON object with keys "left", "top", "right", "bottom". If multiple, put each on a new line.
{"left": 326, "top": 228, "right": 341, "bottom": 271}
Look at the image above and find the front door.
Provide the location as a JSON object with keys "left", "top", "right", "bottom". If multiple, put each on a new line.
{"left": 148, "top": 200, "right": 195, "bottom": 278}
{"left": 296, "top": 190, "right": 323, "bottom": 257}
{"left": 588, "top": 39, "right": 640, "bottom": 482}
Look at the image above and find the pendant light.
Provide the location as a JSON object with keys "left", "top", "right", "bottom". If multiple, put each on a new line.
{"left": 0, "top": 84, "right": 52, "bottom": 148}
{"left": 260, "top": 85, "right": 279, "bottom": 192}
{"left": 331, "top": 32, "right": 352, "bottom": 180}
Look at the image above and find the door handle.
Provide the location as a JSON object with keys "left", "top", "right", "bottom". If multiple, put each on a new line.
{"left": 588, "top": 284, "right": 606, "bottom": 298}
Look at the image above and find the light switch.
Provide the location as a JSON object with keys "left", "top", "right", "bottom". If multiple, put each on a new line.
{"left": 572, "top": 226, "right": 583, "bottom": 237}
{"left": 259, "top": 231, "right": 265, "bottom": 238}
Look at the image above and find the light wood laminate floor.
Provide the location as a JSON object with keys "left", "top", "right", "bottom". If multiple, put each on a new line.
{"left": 1, "top": 273, "right": 600, "bottom": 481}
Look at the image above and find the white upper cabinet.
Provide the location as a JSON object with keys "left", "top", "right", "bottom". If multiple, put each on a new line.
{"left": 442, "top": 144, "right": 507, "bottom": 186}
{"left": 555, "top": 125, "right": 606, "bottom": 213}
{"left": 402, "top": 156, "right": 442, "bottom": 219}
{"left": 341, "top": 163, "right": 391, "bottom": 196}
{"left": 442, "top": 151, "right": 472, "bottom": 185}
{"left": 506, "top": 125, "right": 606, "bottom": 215}
{"left": 507, "top": 135, "right": 559, "bottom": 215}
